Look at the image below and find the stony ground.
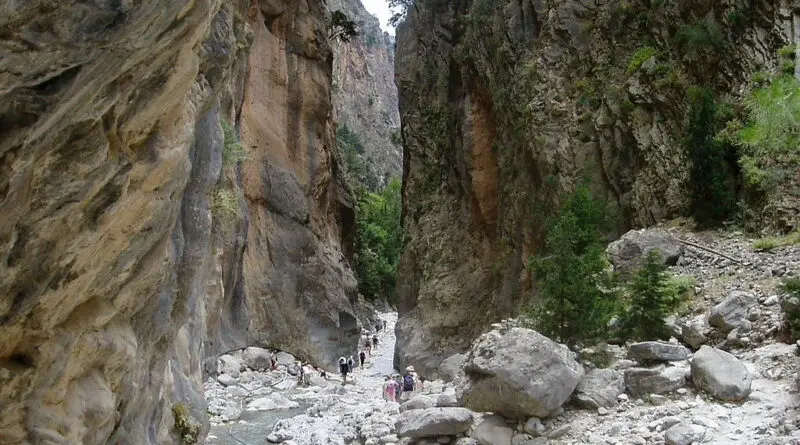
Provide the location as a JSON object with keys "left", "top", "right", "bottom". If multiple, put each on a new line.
{"left": 203, "top": 227, "right": 800, "bottom": 445}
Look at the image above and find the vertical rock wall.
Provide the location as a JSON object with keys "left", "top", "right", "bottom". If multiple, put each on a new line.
{"left": 394, "top": 0, "right": 797, "bottom": 378}
{"left": 0, "top": 1, "right": 359, "bottom": 443}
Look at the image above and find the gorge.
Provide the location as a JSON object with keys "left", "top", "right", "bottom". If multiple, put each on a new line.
{"left": 1, "top": 1, "right": 799, "bottom": 445}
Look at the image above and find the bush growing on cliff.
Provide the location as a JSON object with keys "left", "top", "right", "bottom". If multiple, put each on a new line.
{"left": 354, "top": 179, "right": 402, "bottom": 302}
{"left": 685, "top": 87, "right": 739, "bottom": 226}
{"left": 336, "top": 125, "right": 380, "bottom": 191}
{"left": 524, "top": 185, "right": 619, "bottom": 346}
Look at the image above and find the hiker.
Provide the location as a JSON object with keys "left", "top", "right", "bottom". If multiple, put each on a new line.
{"left": 270, "top": 352, "right": 277, "bottom": 371}
{"left": 320, "top": 369, "right": 328, "bottom": 380}
{"left": 401, "top": 366, "right": 416, "bottom": 401}
{"left": 372, "top": 334, "right": 379, "bottom": 348}
{"left": 393, "top": 374, "right": 404, "bottom": 400}
{"left": 383, "top": 376, "right": 396, "bottom": 402}
{"left": 302, "top": 363, "right": 312, "bottom": 385}
{"left": 376, "top": 323, "right": 382, "bottom": 332}
{"left": 383, "top": 319, "right": 387, "bottom": 330}
{"left": 365, "top": 337, "right": 372, "bottom": 356}
{"left": 359, "top": 350, "right": 366, "bottom": 368}
{"left": 296, "top": 360, "right": 304, "bottom": 384}
{"left": 347, "top": 356, "right": 355, "bottom": 374}
{"left": 338, "top": 356, "right": 349, "bottom": 385}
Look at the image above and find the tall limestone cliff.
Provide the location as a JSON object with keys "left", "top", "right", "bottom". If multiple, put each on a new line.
{"left": 394, "top": 0, "right": 800, "bottom": 378}
{"left": 329, "top": 0, "right": 403, "bottom": 187}
{"left": 0, "top": 1, "right": 360, "bottom": 443}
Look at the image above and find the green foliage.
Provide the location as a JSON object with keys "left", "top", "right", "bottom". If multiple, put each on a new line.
{"left": 524, "top": 185, "right": 620, "bottom": 346}
{"left": 778, "top": 44, "right": 797, "bottom": 59}
{"left": 336, "top": 125, "right": 380, "bottom": 191}
{"left": 780, "top": 278, "right": 800, "bottom": 341}
{"left": 753, "top": 231, "right": 800, "bottom": 251}
{"left": 212, "top": 187, "right": 242, "bottom": 235}
{"left": 628, "top": 46, "right": 657, "bottom": 74}
{"left": 685, "top": 87, "right": 738, "bottom": 226}
{"left": 354, "top": 180, "right": 402, "bottom": 302}
{"left": 677, "top": 18, "right": 726, "bottom": 53}
{"left": 172, "top": 404, "right": 199, "bottom": 445}
{"left": 330, "top": 10, "right": 359, "bottom": 43}
{"left": 619, "top": 250, "right": 683, "bottom": 341}
{"left": 221, "top": 120, "right": 246, "bottom": 168}
{"left": 388, "top": 0, "right": 414, "bottom": 26}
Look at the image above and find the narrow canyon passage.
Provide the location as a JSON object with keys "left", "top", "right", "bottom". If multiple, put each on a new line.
{"left": 206, "top": 312, "right": 408, "bottom": 445}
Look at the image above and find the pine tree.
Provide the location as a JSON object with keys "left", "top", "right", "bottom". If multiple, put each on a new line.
{"left": 527, "top": 185, "right": 619, "bottom": 345}
{"left": 621, "top": 249, "right": 677, "bottom": 341}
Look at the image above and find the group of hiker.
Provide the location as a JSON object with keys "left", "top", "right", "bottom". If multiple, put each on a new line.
{"left": 338, "top": 328, "right": 382, "bottom": 384}
{"left": 381, "top": 366, "right": 420, "bottom": 402}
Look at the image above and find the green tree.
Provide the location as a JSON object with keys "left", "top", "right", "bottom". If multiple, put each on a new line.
{"left": 685, "top": 87, "right": 738, "bottom": 226}
{"left": 354, "top": 179, "right": 403, "bottom": 302}
{"left": 620, "top": 250, "right": 680, "bottom": 341}
{"left": 330, "top": 10, "right": 359, "bottom": 43}
{"left": 526, "top": 185, "right": 619, "bottom": 346}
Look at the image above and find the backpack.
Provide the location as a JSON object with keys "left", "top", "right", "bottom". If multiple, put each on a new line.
{"left": 338, "top": 357, "right": 346, "bottom": 365}
{"left": 403, "top": 375, "right": 414, "bottom": 391}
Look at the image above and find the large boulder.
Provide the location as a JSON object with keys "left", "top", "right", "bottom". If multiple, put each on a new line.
{"left": 624, "top": 365, "right": 686, "bottom": 396}
{"left": 457, "top": 328, "right": 583, "bottom": 419}
{"left": 472, "top": 415, "right": 514, "bottom": 445}
{"left": 572, "top": 368, "right": 625, "bottom": 409}
{"left": 679, "top": 317, "right": 708, "bottom": 350}
{"left": 395, "top": 407, "right": 474, "bottom": 438}
{"left": 708, "top": 291, "right": 756, "bottom": 333}
{"left": 690, "top": 346, "right": 752, "bottom": 401}
{"left": 243, "top": 347, "right": 272, "bottom": 370}
{"left": 275, "top": 351, "right": 296, "bottom": 367}
{"left": 400, "top": 394, "right": 436, "bottom": 412}
{"left": 218, "top": 354, "right": 243, "bottom": 378}
{"left": 436, "top": 393, "right": 459, "bottom": 407}
{"left": 627, "top": 342, "right": 690, "bottom": 362}
{"left": 607, "top": 229, "right": 684, "bottom": 276}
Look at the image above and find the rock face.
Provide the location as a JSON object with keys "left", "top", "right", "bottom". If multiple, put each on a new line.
{"left": 457, "top": 327, "right": 583, "bottom": 418}
{"left": 328, "top": 0, "right": 402, "bottom": 186}
{"left": 0, "top": 1, "right": 362, "bottom": 443}
{"left": 394, "top": 0, "right": 794, "bottom": 376}
{"left": 691, "top": 346, "right": 753, "bottom": 401}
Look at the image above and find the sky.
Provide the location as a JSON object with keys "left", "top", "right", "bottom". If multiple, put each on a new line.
{"left": 361, "top": 0, "right": 397, "bottom": 34}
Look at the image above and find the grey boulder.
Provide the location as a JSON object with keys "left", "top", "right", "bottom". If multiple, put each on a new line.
{"left": 436, "top": 393, "right": 459, "bottom": 407}
{"left": 439, "top": 353, "right": 466, "bottom": 381}
{"left": 395, "top": 407, "right": 474, "bottom": 438}
{"left": 572, "top": 368, "right": 625, "bottom": 409}
{"left": 400, "top": 394, "right": 436, "bottom": 412}
{"left": 243, "top": 347, "right": 272, "bottom": 370}
{"left": 664, "top": 422, "right": 705, "bottom": 445}
{"left": 472, "top": 415, "right": 514, "bottom": 445}
{"left": 624, "top": 365, "right": 686, "bottom": 396}
{"left": 607, "top": 229, "right": 684, "bottom": 276}
{"left": 708, "top": 291, "right": 756, "bottom": 333}
{"left": 628, "top": 341, "right": 690, "bottom": 362}
{"left": 275, "top": 351, "right": 296, "bottom": 367}
{"left": 458, "top": 327, "right": 583, "bottom": 418}
{"left": 218, "top": 354, "right": 243, "bottom": 378}
{"left": 690, "top": 346, "right": 752, "bottom": 401}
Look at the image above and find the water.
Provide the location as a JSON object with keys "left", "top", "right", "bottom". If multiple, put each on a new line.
{"left": 206, "top": 399, "right": 310, "bottom": 445}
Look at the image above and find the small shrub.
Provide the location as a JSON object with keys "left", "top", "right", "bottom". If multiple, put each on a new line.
{"left": 221, "top": 120, "right": 246, "bottom": 168}
{"left": 172, "top": 404, "right": 199, "bottom": 445}
{"left": 619, "top": 250, "right": 683, "bottom": 341}
{"left": 212, "top": 187, "right": 242, "bottom": 233}
{"left": 778, "top": 44, "right": 797, "bottom": 59}
{"left": 628, "top": 46, "right": 658, "bottom": 74}
{"left": 753, "top": 231, "right": 800, "bottom": 251}
{"left": 677, "top": 18, "right": 726, "bottom": 53}
{"left": 779, "top": 278, "right": 800, "bottom": 341}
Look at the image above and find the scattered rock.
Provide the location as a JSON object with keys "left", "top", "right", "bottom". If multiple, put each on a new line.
{"left": 458, "top": 327, "right": 583, "bottom": 418}
{"left": 218, "top": 354, "right": 242, "bottom": 378}
{"left": 216, "top": 374, "right": 236, "bottom": 387}
{"left": 395, "top": 407, "right": 474, "bottom": 438}
{"left": 436, "top": 393, "right": 459, "bottom": 408}
{"left": 246, "top": 393, "right": 300, "bottom": 411}
{"left": 523, "top": 417, "right": 545, "bottom": 437}
{"left": 275, "top": 351, "right": 296, "bottom": 367}
{"left": 572, "top": 368, "right": 624, "bottom": 409}
{"left": 624, "top": 365, "right": 686, "bottom": 396}
{"left": 709, "top": 291, "right": 756, "bottom": 333}
{"left": 691, "top": 346, "right": 752, "bottom": 401}
{"left": 628, "top": 341, "right": 690, "bottom": 362}
{"left": 471, "top": 415, "right": 514, "bottom": 445}
{"left": 664, "top": 422, "right": 705, "bottom": 445}
{"left": 607, "top": 228, "right": 684, "bottom": 276}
